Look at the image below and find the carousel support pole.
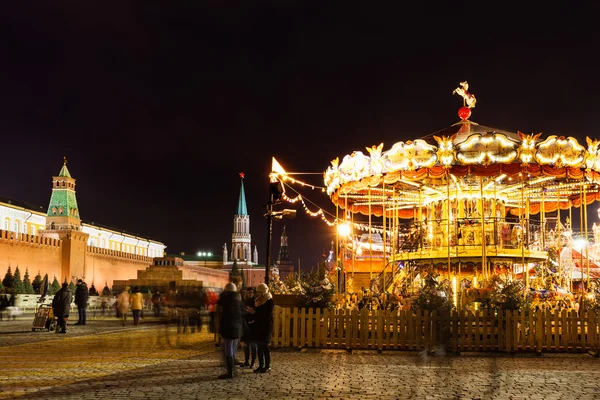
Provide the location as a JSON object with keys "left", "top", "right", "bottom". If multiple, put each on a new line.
{"left": 521, "top": 172, "right": 527, "bottom": 292}
{"left": 419, "top": 187, "right": 424, "bottom": 257}
{"left": 523, "top": 181, "right": 531, "bottom": 285}
{"left": 541, "top": 187, "right": 546, "bottom": 282}
{"left": 336, "top": 203, "right": 339, "bottom": 294}
{"left": 584, "top": 182, "right": 589, "bottom": 293}
{"left": 579, "top": 182, "right": 584, "bottom": 299}
{"left": 382, "top": 183, "right": 387, "bottom": 291}
{"left": 366, "top": 200, "right": 373, "bottom": 285}
{"left": 480, "top": 176, "right": 486, "bottom": 278}
{"left": 352, "top": 211, "right": 355, "bottom": 279}
{"left": 391, "top": 187, "right": 396, "bottom": 279}
{"left": 557, "top": 184, "right": 562, "bottom": 279}
{"left": 447, "top": 170, "right": 452, "bottom": 280}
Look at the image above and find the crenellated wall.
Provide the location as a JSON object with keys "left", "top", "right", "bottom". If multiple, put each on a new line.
{"left": 0, "top": 229, "right": 154, "bottom": 288}
{"left": 0, "top": 229, "right": 63, "bottom": 280}
{"left": 85, "top": 246, "right": 154, "bottom": 288}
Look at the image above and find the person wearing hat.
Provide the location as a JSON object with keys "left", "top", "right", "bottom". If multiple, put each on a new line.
{"left": 74, "top": 279, "right": 89, "bottom": 325}
{"left": 241, "top": 287, "right": 257, "bottom": 368}
{"left": 52, "top": 282, "right": 72, "bottom": 334}
{"left": 248, "top": 283, "right": 274, "bottom": 373}
{"left": 217, "top": 282, "right": 243, "bottom": 379}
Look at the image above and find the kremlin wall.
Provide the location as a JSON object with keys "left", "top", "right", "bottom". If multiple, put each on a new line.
{"left": 0, "top": 161, "right": 270, "bottom": 292}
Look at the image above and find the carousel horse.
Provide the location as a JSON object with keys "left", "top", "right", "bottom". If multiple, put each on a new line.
{"left": 528, "top": 285, "right": 575, "bottom": 311}
{"left": 452, "top": 81, "right": 477, "bottom": 108}
{"left": 460, "top": 278, "right": 497, "bottom": 310}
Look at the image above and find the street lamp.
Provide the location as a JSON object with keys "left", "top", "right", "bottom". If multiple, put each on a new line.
{"left": 265, "top": 178, "right": 296, "bottom": 285}
{"left": 197, "top": 251, "right": 212, "bottom": 268}
{"left": 337, "top": 222, "right": 351, "bottom": 294}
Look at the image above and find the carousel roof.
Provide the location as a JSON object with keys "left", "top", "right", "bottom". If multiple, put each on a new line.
{"left": 322, "top": 83, "right": 600, "bottom": 218}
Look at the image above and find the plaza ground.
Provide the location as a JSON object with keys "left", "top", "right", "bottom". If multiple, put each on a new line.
{"left": 1, "top": 311, "right": 599, "bottom": 399}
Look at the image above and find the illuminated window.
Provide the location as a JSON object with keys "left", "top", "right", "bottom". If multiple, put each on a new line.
{"left": 31, "top": 225, "right": 35, "bottom": 235}
{"left": 4, "top": 219, "right": 8, "bottom": 230}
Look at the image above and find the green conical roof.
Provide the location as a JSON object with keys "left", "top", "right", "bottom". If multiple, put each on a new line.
{"left": 47, "top": 158, "right": 80, "bottom": 220}
{"left": 58, "top": 161, "right": 72, "bottom": 178}
{"left": 237, "top": 173, "right": 248, "bottom": 216}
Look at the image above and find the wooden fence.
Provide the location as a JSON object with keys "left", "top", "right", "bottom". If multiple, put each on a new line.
{"left": 268, "top": 307, "right": 600, "bottom": 354}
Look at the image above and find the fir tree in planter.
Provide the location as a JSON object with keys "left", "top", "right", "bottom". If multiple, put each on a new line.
{"left": 12, "top": 266, "right": 25, "bottom": 294}
{"left": 2, "top": 266, "right": 14, "bottom": 294}
{"left": 23, "top": 269, "right": 35, "bottom": 294}
{"left": 32, "top": 272, "right": 42, "bottom": 294}
{"left": 49, "top": 277, "right": 60, "bottom": 295}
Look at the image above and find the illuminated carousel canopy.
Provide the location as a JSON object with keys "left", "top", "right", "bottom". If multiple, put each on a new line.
{"left": 323, "top": 86, "right": 600, "bottom": 220}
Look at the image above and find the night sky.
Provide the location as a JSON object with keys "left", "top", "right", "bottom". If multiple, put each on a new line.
{"left": 2, "top": 3, "right": 600, "bottom": 270}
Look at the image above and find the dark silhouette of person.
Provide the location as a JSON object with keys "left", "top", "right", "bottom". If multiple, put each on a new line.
{"left": 249, "top": 283, "right": 274, "bottom": 373}
{"left": 52, "top": 283, "right": 72, "bottom": 333}
{"left": 74, "top": 279, "right": 89, "bottom": 325}
{"left": 217, "top": 282, "right": 243, "bottom": 379}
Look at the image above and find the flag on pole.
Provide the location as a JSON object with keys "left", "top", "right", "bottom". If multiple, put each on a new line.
{"left": 40, "top": 274, "right": 49, "bottom": 299}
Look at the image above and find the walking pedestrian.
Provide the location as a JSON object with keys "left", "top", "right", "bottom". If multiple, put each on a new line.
{"left": 217, "top": 282, "right": 243, "bottom": 379}
{"left": 241, "top": 287, "right": 257, "bottom": 368}
{"left": 249, "top": 283, "right": 274, "bottom": 373}
{"left": 117, "top": 287, "right": 130, "bottom": 326}
{"left": 74, "top": 279, "right": 89, "bottom": 325}
{"left": 151, "top": 291, "right": 162, "bottom": 317}
{"left": 130, "top": 286, "right": 144, "bottom": 326}
{"left": 52, "top": 282, "right": 72, "bottom": 334}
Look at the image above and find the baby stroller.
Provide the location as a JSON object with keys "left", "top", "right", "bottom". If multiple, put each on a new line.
{"left": 32, "top": 303, "right": 57, "bottom": 332}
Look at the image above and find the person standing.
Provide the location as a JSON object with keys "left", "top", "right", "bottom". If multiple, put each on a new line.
{"left": 74, "top": 279, "right": 89, "bottom": 325}
{"left": 117, "top": 287, "right": 130, "bottom": 326}
{"left": 52, "top": 282, "right": 72, "bottom": 334}
{"left": 250, "top": 283, "right": 274, "bottom": 373}
{"left": 130, "top": 286, "right": 144, "bottom": 326}
{"left": 217, "top": 282, "right": 243, "bottom": 379}
{"left": 241, "top": 287, "right": 257, "bottom": 368}
{"left": 151, "top": 291, "right": 163, "bottom": 317}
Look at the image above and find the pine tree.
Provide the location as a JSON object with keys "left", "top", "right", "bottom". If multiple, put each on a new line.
{"left": 12, "top": 266, "right": 25, "bottom": 294}
{"left": 68, "top": 281, "right": 76, "bottom": 293}
{"left": 102, "top": 282, "right": 111, "bottom": 296}
{"left": 23, "top": 269, "right": 34, "bottom": 294}
{"left": 49, "top": 277, "right": 60, "bottom": 295}
{"left": 89, "top": 284, "right": 98, "bottom": 296}
{"left": 230, "top": 259, "right": 240, "bottom": 281}
{"left": 2, "top": 266, "right": 14, "bottom": 291}
{"left": 0, "top": 281, "right": 4, "bottom": 293}
{"left": 32, "top": 272, "right": 42, "bottom": 294}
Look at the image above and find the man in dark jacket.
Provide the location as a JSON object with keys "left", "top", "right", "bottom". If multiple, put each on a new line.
{"left": 52, "top": 282, "right": 72, "bottom": 333}
{"left": 74, "top": 279, "right": 89, "bottom": 325}
{"left": 217, "top": 282, "right": 243, "bottom": 379}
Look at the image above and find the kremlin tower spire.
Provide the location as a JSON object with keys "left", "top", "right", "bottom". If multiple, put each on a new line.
{"left": 46, "top": 156, "right": 82, "bottom": 231}
{"left": 275, "top": 225, "right": 294, "bottom": 278}
{"left": 41, "top": 157, "right": 89, "bottom": 282}
{"left": 230, "top": 172, "right": 255, "bottom": 265}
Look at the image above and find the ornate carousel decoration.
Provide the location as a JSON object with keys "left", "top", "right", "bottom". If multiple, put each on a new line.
{"left": 322, "top": 82, "right": 600, "bottom": 309}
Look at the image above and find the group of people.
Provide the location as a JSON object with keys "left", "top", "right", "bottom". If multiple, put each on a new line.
{"left": 115, "top": 286, "right": 145, "bottom": 326}
{"left": 51, "top": 279, "right": 89, "bottom": 333}
{"left": 218, "top": 282, "right": 274, "bottom": 379}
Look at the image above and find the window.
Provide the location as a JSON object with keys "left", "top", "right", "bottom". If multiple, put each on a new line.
{"left": 30, "top": 225, "right": 35, "bottom": 235}
{"left": 4, "top": 219, "right": 8, "bottom": 231}
{"left": 13, "top": 221, "right": 19, "bottom": 233}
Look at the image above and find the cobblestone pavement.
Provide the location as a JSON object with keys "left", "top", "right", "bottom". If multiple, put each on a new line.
{"left": 1, "top": 313, "right": 599, "bottom": 399}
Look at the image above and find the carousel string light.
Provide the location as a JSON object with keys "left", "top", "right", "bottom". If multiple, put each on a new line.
{"left": 280, "top": 180, "right": 392, "bottom": 234}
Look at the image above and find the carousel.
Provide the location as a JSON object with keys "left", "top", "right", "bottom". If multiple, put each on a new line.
{"left": 321, "top": 82, "right": 600, "bottom": 310}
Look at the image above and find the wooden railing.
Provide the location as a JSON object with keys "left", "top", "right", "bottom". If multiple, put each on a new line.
{"left": 269, "top": 307, "right": 600, "bottom": 354}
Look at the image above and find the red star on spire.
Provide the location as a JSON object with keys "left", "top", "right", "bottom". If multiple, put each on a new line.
{"left": 239, "top": 172, "right": 245, "bottom": 179}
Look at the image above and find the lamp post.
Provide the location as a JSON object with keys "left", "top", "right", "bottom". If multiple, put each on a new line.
{"left": 337, "top": 222, "right": 351, "bottom": 294}
{"left": 264, "top": 178, "right": 296, "bottom": 285}
{"left": 197, "top": 251, "right": 212, "bottom": 268}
